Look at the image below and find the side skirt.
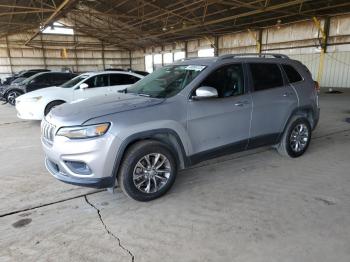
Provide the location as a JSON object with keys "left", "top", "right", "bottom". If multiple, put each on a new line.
{"left": 188, "top": 133, "right": 281, "bottom": 166}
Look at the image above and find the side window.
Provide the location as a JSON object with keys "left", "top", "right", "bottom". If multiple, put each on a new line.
{"left": 282, "top": 64, "right": 303, "bottom": 83}
{"left": 110, "top": 74, "right": 140, "bottom": 85}
{"left": 34, "top": 74, "right": 50, "bottom": 85}
{"left": 200, "top": 63, "right": 244, "bottom": 98}
{"left": 249, "top": 63, "right": 284, "bottom": 91}
{"left": 50, "top": 74, "right": 67, "bottom": 85}
{"left": 84, "top": 74, "right": 109, "bottom": 88}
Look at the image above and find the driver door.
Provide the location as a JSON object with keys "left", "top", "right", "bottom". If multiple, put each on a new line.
{"left": 187, "top": 63, "right": 252, "bottom": 158}
{"left": 73, "top": 74, "right": 110, "bottom": 101}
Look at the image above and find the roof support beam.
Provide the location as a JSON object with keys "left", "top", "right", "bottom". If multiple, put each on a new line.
{"left": 24, "top": 0, "right": 74, "bottom": 46}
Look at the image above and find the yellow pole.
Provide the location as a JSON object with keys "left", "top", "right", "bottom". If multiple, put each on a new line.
{"left": 317, "top": 48, "right": 325, "bottom": 84}
{"left": 248, "top": 29, "right": 261, "bottom": 53}
{"left": 313, "top": 16, "right": 327, "bottom": 87}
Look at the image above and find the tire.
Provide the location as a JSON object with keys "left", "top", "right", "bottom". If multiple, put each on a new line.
{"left": 117, "top": 140, "right": 177, "bottom": 201}
{"left": 277, "top": 117, "right": 312, "bottom": 158}
{"left": 44, "top": 100, "right": 65, "bottom": 116}
{"left": 6, "top": 90, "right": 22, "bottom": 106}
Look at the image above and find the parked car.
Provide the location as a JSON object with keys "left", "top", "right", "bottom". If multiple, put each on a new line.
{"left": 1, "top": 72, "right": 77, "bottom": 105}
{"left": 16, "top": 71, "right": 143, "bottom": 120}
{"left": 105, "top": 68, "right": 149, "bottom": 76}
{"left": 1, "top": 69, "right": 50, "bottom": 85}
{"left": 41, "top": 54, "right": 320, "bottom": 201}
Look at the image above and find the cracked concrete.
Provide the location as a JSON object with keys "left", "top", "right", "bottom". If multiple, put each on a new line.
{"left": 84, "top": 196, "right": 135, "bottom": 262}
{"left": 1, "top": 89, "right": 350, "bottom": 261}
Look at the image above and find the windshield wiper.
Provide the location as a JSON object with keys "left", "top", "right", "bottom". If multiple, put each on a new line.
{"left": 118, "top": 88, "right": 128, "bottom": 93}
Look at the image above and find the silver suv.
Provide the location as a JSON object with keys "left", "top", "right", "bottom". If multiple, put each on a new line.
{"left": 41, "top": 54, "right": 320, "bottom": 201}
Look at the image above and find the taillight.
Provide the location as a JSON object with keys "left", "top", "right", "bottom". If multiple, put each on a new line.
{"left": 314, "top": 81, "right": 320, "bottom": 92}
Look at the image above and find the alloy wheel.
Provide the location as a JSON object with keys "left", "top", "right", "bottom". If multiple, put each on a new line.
{"left": 133, "top": 153, "right": 171, "bottom": 194}
{"left": 7, "top": 91, "right": 20, "bottom": 105}
{"left": 290, "top": 123, "right": 309, "bottom": 152}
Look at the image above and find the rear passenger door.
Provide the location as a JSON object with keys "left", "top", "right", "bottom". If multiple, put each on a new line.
{"left": 26, "top": 74, "right": 51, "bottom": 92}
{"left": 109, "top": 73, "right": 141, "bottom": 93}
{"left": 248, "top": 63, "right": 298, "bottom": 148}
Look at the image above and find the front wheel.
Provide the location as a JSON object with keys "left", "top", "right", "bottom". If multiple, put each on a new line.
{"left": 277, "top": 117, "right": 312, "bottom": 158}
{"left": 6, "top": 90, "right": 22, "bottom": 105}
{"left": 118, "top": 140, "right": 177, "bottom": 201}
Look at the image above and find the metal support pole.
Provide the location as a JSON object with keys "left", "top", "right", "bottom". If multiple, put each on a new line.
{"left": 40, "top": 34, "right": 47, "bottom": 69}
{"left": 184, "top": 41, "right": 188, "bottom": 58}
{"left": 129, "top": 50, "right": 132, "bottom": 70}
{"left": 73, "top": 33, "right": 79, "bottom": 73}
{"left": 214, "top": 36, "right": 219, "bottom": 56}
{"left": 248, "top": 29, "right": 261, "bottom": 54}
{"left": 101, "top": 41, "right": 105, "bottom": 70}
{"left": 5, "top": 36, "right": 13, "bottom": 74}
{"left": 257, "top": 29, "right": 262, "bottom": 54}
{"left": 313, "top": 16, "right": 330, "bottom": 90}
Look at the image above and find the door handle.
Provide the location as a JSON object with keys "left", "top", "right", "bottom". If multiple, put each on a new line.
{"left": 234, "top": 101, "right": 248, "bottom": 107}
{"left": 283, "top": 92, "right": 293, "bottom": 97}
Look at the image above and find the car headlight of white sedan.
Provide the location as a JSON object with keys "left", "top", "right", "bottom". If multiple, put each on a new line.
{"left": 56, "top": 123, "right": 110, "bottom": 139}
{"left": 18, "top": 96, "right": 43, "bottom": 103}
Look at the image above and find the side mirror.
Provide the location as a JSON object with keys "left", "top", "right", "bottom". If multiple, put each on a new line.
{"left": 79, "top": 83, "right": 88, "bottom": 90}
{"left": 193, "top": 86, "right": 218, "bottom": 99}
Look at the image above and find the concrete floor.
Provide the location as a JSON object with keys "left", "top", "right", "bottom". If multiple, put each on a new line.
{"left": 0, "top": 89, "right": 350, "bottom": 262}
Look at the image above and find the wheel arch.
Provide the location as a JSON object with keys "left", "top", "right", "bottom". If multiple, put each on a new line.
{"left": 111, "top": 129, "right": 189, "bottom": 185}
{"left": 280, "top": 106, "right": 315, "bottom": 142}
{"left": 4, "top": 88, "right": 24, "bottom": 97}
{"left": 44, "top": 99, "right": 66, "bottom": 115}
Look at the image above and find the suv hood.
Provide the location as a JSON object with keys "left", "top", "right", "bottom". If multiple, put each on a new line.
{"left": 47, "top": 93, "right": 165, "bottom": 126}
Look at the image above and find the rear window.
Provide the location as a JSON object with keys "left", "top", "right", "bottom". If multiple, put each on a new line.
{"left": 110, "top": 74, "right": 140, "bottom": 85}
{"left": 282, "top": 64, "right": 303, "bottom": 83}
{"left": 249, "top": 63, "right": 284, "bottom": 91}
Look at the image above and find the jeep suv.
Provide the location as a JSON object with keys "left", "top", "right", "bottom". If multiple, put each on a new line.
{"left": 41, "top": 54, "right": 320, "bottom": 201}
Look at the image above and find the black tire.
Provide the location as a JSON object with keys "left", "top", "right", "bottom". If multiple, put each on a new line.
{"left": 44, "top": 100, "right": 65, "bottom": 116}
{"left": 6, "top": 90, "right": 23, "bottom": 106}
{"left": 117, "top": 140, "right": 177, "bottom": 201}
{"left": 277, "top": 117, "right": 312, "bottom": 158}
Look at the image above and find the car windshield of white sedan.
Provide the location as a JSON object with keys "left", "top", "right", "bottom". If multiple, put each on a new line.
{"left": 60, "top": 75, "right": 89, "bottom": 88}
{"left": 127, "top": 65, "right": 205, "bottom": 98}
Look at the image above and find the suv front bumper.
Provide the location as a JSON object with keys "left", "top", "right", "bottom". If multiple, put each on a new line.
{"left": 45, "top": 157, "right": 114, "bottom": 188}
{"left": 42, "top": 132, "right": 122, "bottom": 189}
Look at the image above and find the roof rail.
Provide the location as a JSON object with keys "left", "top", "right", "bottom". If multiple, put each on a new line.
{"left": 219, "top": 53, "right": 289, "bottom": 60}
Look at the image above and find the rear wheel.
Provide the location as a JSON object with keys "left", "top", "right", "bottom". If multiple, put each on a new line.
{"left": 117, "top": 140, "right": 177, "bottom": 201}
{"left": 44, "top": 100, "right": 65, "bottom": 116}
{"left": 277, "top": 117, "right": 311, "bottom": 158}
{"left": 6, "top": 90, "right": 22, "bottom": 105}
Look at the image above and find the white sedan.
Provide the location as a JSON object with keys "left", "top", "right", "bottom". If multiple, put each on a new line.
{"left": 15, "top": 71, "right": 143, "bottom": 120}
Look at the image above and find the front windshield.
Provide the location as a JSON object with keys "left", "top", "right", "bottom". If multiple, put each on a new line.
{"left": 127, "top": 65, "right": 205, "bottom": 98}
{"left": 60, "top": 74, "right": 89, "bottom": 88}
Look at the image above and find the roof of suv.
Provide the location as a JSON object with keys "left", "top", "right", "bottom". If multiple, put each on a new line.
{"left": 174, "top": 53, "right": 294, "bottom": 66}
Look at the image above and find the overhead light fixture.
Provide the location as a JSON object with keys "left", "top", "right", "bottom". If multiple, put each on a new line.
{"left": 162, "top": 27, "right": 167, "bottom": 32}
{"left": 276, "top": 19, "right": 282, "bottom": 29}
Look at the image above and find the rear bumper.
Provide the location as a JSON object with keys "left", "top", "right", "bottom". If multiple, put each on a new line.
{"left": 45, "top": 158, "right": 114, "bottom": 188}
{"left": 313, "top": 107, "right": 320, "bottom": 130}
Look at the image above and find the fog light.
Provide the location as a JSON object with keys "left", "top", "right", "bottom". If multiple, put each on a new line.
{"left": 65, "top": 161, "right": 92, "bottom": 175}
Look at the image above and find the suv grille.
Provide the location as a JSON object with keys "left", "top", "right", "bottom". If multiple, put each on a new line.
{"left": 41, "top": 120, "right": 56, "bottom": 143}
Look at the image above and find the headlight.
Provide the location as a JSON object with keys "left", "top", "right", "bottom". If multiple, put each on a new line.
{"left": 22, "top": 96, "right": 42, "bottom": 102}
{"left": 56, "top": 123, "right": 110, "bottom": 139}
